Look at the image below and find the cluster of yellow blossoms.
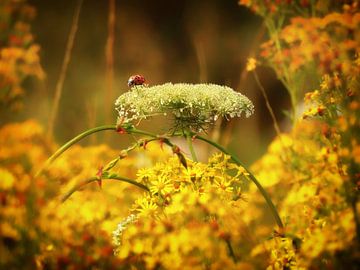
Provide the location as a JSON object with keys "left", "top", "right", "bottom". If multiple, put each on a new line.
{"left": 0, "top": 0, "right": 44, "bottom": 111}
{"left": 111, "top": 154, "right": 250, "bottom": 268}
{"left": 240, "top": 0, "right": 360, "bottom": 269}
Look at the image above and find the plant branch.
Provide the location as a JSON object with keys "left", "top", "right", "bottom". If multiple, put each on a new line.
{"left": 47, "top": 0, "right": 83, "bottom": 139}
{"left": 36, "top": 125, "right": 117, "bottom": 177}
{"left": 61, "top": 174, "right": 149, "bottom": 203}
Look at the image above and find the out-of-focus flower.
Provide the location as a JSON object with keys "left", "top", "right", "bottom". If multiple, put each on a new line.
{"left": 246, "top": 57, "right": 257, "bottom": 71}
{"left": 0, "top": 1, "right": 44, "bottom": 110}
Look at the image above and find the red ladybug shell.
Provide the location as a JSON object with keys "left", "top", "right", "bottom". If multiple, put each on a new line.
{"left": 128, "top": 74, "right": 146, "bottom": 87}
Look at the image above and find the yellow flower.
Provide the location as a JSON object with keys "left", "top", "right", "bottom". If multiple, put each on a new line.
{"left": 182, "top": 165, "right": 204, "bottom": 183}
{"left": 149, "top": 175, "right": 173, "bottom": 196}
{"left": 136, "top": 167, "right": 155, "bottom": 184}
{"left": 133, "top": 197, "right": 158, "bottom": 217}
{"left": 214, "top": 177, "right": 233, "bottom": 193}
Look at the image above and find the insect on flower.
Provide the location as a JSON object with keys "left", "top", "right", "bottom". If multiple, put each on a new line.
{"left": 128, "top": 74, "right": 147, "bottom": 88}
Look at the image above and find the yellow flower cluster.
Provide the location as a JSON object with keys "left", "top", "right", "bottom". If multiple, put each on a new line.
{"left": 251, "top": 119, "right": 357, "bottom": 269}
{"left": 109, "top": 153, "right": 254, "bottom": 268}
{"left": 0, "top": 0, "right": 44, "bottom": 111}
{"left": 240, "top": 1, "right": 359, "bottom": 268}
{"left": 0, "top": 120, "right": 170, "bottom": 268}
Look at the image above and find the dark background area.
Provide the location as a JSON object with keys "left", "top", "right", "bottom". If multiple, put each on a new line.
{"left": 23, "top": 0, "right": 290, "bottom": 164}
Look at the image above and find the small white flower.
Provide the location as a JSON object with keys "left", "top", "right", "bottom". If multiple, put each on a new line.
{"left": 112, "top": 214, "right": 138, "bottom": 254}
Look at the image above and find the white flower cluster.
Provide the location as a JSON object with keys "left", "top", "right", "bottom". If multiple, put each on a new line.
{"left": 115, "top": 83, "right": 254, "bottom": 131}
{"left": 112, "top": 214, "right": 137, "bottom": 254}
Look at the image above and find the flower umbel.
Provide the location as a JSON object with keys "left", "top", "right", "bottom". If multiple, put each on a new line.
{"left": 115, "top": 83, "right": 254, "bottom": 132}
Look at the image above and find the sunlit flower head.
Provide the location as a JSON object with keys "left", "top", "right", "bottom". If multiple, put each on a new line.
{"left": 115, "top": 83, "right": 254, "bottom": 132}
{"left": 213, "top": 177, "right": 234, "bottom": 193}
{"left": 133, "top": 197, "right": 159, "bottom": 217}
{"left": 149, "top": 175, "right": 174, "bottom": 196}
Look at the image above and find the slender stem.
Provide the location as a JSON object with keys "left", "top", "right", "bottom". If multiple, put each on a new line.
{"left": 47, "top": 0, "right": 83, "bottom": 139}
{"left": 253, "top": 71, "right": 291, "bottom": 163}
{"left": 36, "top": 125, "right": 180, "bottom": 178}
{"left": 61, "top": 175, "right": 149, "bottom": 203}
{"left": 36, "top": 125, "right": 117, "bottom": 177}
{"left": 194, "top": 134, "right": 284, "bottom": 229}
{"left": 253, "top": 71, "right": 282, "bottom": 138}
{"left": 186, "top": 132, "right": 198, "bottom": 162}
{"left": 104, "top": 0, "right": 116, "bottom": 127}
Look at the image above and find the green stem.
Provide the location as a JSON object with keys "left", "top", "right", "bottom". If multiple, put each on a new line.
{"left": 194, "top": 134, "right": 284, "bottom": 229}
{"left": 36, "top": 125, "right": 117, "bottom": 177}
{"left": 36, "top": 125, "right": 180, "bottom": 178}
{"left": 61, "top": 175, "right": 149, "bottom": 203}
{"left": 185, "top": 132, "right": 198, "bottom": 162}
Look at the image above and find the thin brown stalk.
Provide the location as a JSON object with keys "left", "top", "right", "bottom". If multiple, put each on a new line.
{"left": 253, "top": 70, "right": 282, "bottom": 138}
{"left": 253, "top": 70, "right": 291, "bottom": 163}
{"left": 105, "top": 0, "right": 116, "bottom": 127}
{"left": 47, "top": 0, "right": 83, "bottom": 138}
{"left": 193, "top": 39, "right": 207, "bottom": 83}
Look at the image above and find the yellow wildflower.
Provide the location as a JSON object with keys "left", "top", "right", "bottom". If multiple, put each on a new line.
{"left": 214, "top": 177, "right": 233, "bottom": 193}
{"left": 133, "top": 197, "right": 158, "bottom": 217}
{"left": 149, "top": 175, "right": 174, "bottom": 196}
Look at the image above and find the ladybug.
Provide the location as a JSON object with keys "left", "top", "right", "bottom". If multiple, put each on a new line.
{"left": 128, "top": 74, "right": 146, "bottom": 88}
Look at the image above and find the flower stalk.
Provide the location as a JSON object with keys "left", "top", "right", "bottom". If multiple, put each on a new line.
{"left": 36, "top": 125, "right": 117, "bottom": 177}
{"left": 185, "top": 131, "right": 198, "bottom": 162}
{"left": 61, "top": 174, "right": 149, "bottom": 203}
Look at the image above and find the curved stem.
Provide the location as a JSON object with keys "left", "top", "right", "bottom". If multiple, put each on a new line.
{"left": 47, "top": 0, "right": 83, "bottom": 138}
{"left": 61, "top": 175, "right": 149, "bottom": 203}
{"left": 36, "top": 125, "right": 117, "bottom": 177}
{"left": 36, "top": 125, "right": 178, "bottom": 178}
{"left": 194, "top": 134, "right": 284, "bottom": 229}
